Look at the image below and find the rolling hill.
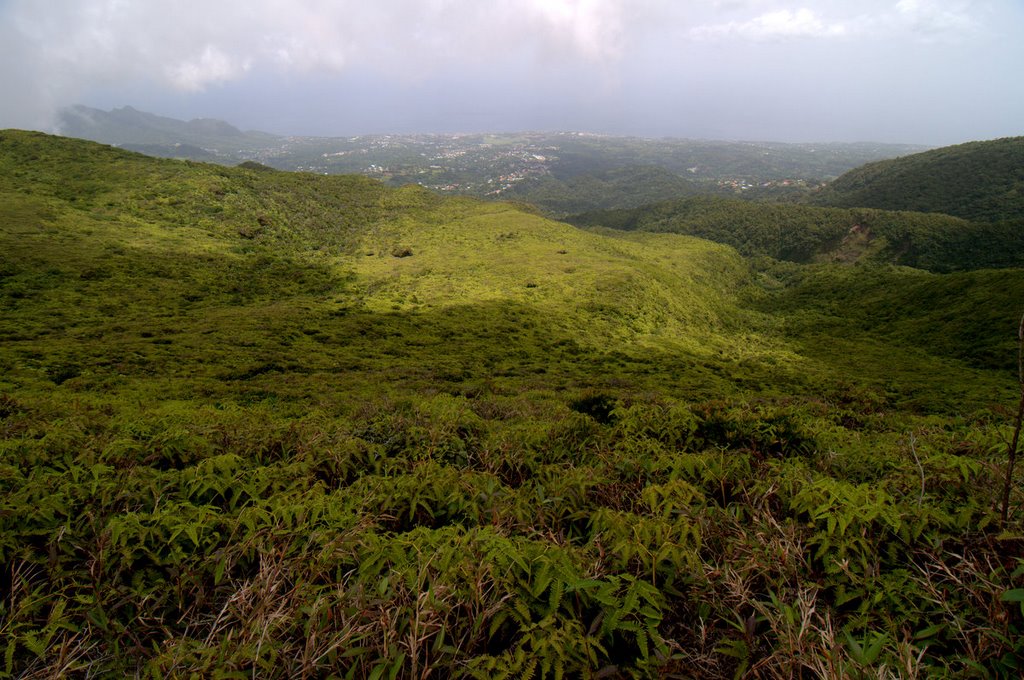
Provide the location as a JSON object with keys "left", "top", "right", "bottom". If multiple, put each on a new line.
{"left": 814, "top": 136, "right": 1024, "bottom": 222}
{"left": 570, "top": 194, "right": 1024, "bottom": 272}
{"left": 2, "top": 131, "right": 1023, "bottom": 678}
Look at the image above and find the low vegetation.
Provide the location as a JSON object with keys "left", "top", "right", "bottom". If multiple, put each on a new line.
{"left": 2, "top": 131, "right": 1023, "bottom": 678}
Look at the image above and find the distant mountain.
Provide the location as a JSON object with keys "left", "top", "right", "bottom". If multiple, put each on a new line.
{"left": 56, "top": 105, "right": 279, "bottom": 158}
{"left": 814, "top": 137, "right": 1024, "bottom": 222}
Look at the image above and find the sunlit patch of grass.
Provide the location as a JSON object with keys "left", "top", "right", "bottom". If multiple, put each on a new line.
{"left": 3, "top": 131, "right": 1023, "bottom": 677}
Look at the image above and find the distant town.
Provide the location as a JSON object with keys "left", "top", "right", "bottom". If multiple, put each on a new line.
{"left": 56, "top": 106, "right": 925, "bottom": 214}
{"left": 245, "top": 131, "right": 833, "bottom": 200}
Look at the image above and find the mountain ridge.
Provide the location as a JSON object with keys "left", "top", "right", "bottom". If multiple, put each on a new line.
{"left": 58, "top": 104, "right": 279, "bottom": 152}
{"left": 569, "top": 194, "right": 1024, "bottom": 273}
{"left": 813, "top": 136, "right": 1024, "bottom": 221}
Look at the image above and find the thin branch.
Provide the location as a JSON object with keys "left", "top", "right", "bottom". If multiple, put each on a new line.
{"left": 908, "top": 433, "right": 925, "bottom": 508}
{"left": 1000, "top": 313, "right": 1024, "bottom": 524}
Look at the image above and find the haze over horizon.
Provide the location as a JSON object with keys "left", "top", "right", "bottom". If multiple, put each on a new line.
{"left": 2, "top": 0, "right": 1022, "bottom": 145}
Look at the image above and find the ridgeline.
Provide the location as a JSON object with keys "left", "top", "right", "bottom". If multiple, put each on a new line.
{"left": 813, "top": 136, "right": 1024, "bottom": 222}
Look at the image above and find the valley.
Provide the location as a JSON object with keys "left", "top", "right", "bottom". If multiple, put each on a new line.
{"left": 2, "top": 128, "right": 1024, "bottom": 678}
{"left": 58, "top": 106, "right": 929, "bottom": 214}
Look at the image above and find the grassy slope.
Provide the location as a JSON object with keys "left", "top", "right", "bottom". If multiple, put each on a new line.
{"left": 0, "top": 132, "right": 766, "bottom": 397}
{"left": 2, "top": 131, "right": 1023, "bottom": 678}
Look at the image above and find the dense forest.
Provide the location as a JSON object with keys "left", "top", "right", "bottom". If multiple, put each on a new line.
{"left": 2, "top": 130, "right": 1024, "bottom": 678}
{"left": 813, "top": 137, "right": 1024, "bottom": 222}
{"left": 498, "top": 165, "right": 703, "bottom": 215}
{"left": 570, "top": 195, "right": 1024, "bottom": 272}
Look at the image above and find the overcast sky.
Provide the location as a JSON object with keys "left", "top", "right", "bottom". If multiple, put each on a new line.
{"left": 1, "top": 0, "right": 1022, "bottom": 144}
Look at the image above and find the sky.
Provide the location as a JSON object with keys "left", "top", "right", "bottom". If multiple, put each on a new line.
{"left": 1, "top": 0, "right": 1022, "bottom": 144}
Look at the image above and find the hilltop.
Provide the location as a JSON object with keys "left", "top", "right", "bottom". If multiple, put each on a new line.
{"left": 0, "top": 130, "right": 753, "bottom": 354}
{"left": 814, "top": 136, "right": 1024, "bottom": 222}
{"left": 2, "top": 131, "right": 1024, "bottom": 678}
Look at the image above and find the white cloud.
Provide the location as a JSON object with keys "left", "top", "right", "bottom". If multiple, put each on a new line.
{"left": 687, "top": 1, "right": 990, "bottom": 43}
{"left": 691, "top": 7, "right": 848, "bottom": 40}
{"left": 893, "top": 0, "right": 980, "bottom": 40}
{"left": 168, "top": 46, "right": 250, "bottom": 92}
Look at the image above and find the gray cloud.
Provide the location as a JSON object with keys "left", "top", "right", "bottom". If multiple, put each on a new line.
{"left": 4, "top": 1, "right": 632, "bottom": 92}
{"left": 0, "top": 0, "right": 1021, "bottom": 143}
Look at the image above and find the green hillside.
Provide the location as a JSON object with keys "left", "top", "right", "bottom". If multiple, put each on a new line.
{"left": 571, "top": 195, "right": 1024, "bottom": 272}
{"left": 2, "top": 131, "right": 1024, "bottom": 678}
{"left": 814, "top": 137, "right": 1024, "bottom": 222}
